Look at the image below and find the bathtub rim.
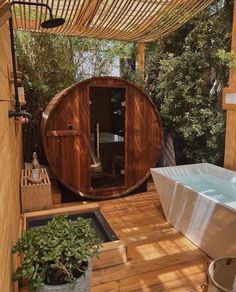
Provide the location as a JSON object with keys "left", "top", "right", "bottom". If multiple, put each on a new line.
{"left": 150, "top": 163, "right": 236, "bottom": 214}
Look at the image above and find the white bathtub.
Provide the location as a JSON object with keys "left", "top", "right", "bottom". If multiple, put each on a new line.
{"left": 151, "top": 163, "right": 236, "bottom": 259}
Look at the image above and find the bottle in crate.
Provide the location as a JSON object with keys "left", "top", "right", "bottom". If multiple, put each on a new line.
{"left": 32, "top": 152, "right": 40, "bottom": 181}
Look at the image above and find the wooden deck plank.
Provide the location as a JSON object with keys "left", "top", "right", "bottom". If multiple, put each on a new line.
{"left": 115, "top": 221, "right": 171, "bottom": 237}
{"left": 92, "top": 257, "right": 208, "bottom": 286}
{"left": 92, "top": 191, "right": 210, "bottom": 291}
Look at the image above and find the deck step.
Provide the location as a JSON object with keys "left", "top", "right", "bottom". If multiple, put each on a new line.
{"left": 147, "top": 181, "right": 156, "bottom": 191}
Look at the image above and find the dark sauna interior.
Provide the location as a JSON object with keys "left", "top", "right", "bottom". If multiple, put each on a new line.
{"left": 89, "top": 86, "right": 125, "bottom": 189}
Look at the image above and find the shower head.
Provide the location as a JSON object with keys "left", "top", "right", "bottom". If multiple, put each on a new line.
{"left": 41, "top": 17, "right": 65, "bottom": 29}
{"left": 11, "top": 1, "right": 65, "bottom": 29}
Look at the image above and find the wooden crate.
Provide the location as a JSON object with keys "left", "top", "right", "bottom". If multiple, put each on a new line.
{"left": 21, "top": 168, "right": 52, "bottom": 213}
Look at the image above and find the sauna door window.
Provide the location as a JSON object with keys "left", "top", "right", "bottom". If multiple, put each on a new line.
{"left": 89, "top": 86, "right": 125, "bottom": 190}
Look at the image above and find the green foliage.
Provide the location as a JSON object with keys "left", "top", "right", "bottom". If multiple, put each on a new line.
{"left": 125, "top": 69, "right": 144, "bottom": 88}
{"left": 216, "top": 49, "right": 235, "bottom": 68}
{"left": 145, "top": 1, "right": 233, "bottom": 164}
{"left": 12, "top": 215, "right": 102, "bottom": 291}
{"left": 16, "top": 33, "right": 78, "bottom": 163}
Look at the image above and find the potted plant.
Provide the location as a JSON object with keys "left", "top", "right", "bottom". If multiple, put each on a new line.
{"left": 12, "top": 215, "right": 102, "bottom": 292}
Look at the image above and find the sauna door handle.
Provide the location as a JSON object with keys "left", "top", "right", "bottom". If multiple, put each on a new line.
{"left": 46, "top": 130, "right": 81, "bottom": 137}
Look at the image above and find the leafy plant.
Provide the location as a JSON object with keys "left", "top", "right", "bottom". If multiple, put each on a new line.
{"left": 145, "top": 1, "right": 233, "bottom": 165}
{"left": 12, "top": 215, "right": 102, "bottom": 291}
{"left": 216, "top": 49, "right": 235, "bottom": 68}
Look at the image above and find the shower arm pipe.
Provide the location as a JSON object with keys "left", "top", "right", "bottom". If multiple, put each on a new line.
{"left": 9, "top": 16, "right": 20, "bottom": 111}
{"left": 11, "top": 1, "right": 54, "bottom": 19}
{"left": 8, "top": 1, "right": 54, "bottom": 113}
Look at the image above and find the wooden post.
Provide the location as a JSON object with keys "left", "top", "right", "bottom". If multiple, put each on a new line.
{"left": 137, "top": 42, "right": 145, "bottom": 80}
{"left": 0, "top": 2, "right": 11, "bottom": 27}
{"left": 223, "top": 1, "right": 236, "bottom": 170}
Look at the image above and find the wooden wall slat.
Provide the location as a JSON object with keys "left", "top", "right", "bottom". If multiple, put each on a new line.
{"left": 0, "top": 22, "right": 22, "bottom": 292}
{"left": 0, "top": 2, "right": 11, "bottom": 28}
{"left": 137, "top": 42, "right": 145, "bottom": 78}
{"left": 223, "top": 1, "right": 236, "bottom": 170}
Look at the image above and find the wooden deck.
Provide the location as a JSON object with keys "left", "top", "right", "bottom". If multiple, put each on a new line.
{"left": 92, "top": 191, "right": 210, "bottom": 291}
{"left": 20, "top": 191, "right": 210, "bottom": 291}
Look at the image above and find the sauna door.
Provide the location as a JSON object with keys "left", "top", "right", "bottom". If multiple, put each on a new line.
{"left": 89, "top": 86, "right": 125, "bottom": 191}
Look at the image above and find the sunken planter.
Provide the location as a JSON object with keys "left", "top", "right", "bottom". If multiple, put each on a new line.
{"left": 12, "top": 215, "right": 101, "bottom": 292}
{"left": 21, "top": 204, "right": 127, "bottom": 270}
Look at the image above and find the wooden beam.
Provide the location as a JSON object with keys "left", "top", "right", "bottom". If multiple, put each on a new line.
{"left": 0, "top": 2, "right": 11, "bottom": 27}
{"left": 223, "top": 0, "right": 236, "bottom": 170}
{"left": 137, "top": 42, "right": 145, "bottom": 80}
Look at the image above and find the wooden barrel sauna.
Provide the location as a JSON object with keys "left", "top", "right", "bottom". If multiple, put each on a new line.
{"left": 41, "top": 77, "right": 162, "bottom": 199}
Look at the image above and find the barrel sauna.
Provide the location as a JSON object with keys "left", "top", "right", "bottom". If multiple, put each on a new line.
{"left": 41, "top": 77, "right": 162, "bottom": 199}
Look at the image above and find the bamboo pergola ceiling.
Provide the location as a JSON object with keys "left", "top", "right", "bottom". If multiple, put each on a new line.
{"left": 11, "top": 0, "right": 213, "bottom": 42}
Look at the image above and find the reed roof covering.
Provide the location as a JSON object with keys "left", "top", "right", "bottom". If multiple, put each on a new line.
{"left": 11, "top": 0, "right": 213, "bottom": 42}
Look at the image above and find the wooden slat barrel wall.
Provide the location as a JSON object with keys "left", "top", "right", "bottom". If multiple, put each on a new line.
{"left": 126, "top": 85, "right": 161, "bottom": 189}
{"left": 42, "top": 77, "right": 162, "bottom": 199}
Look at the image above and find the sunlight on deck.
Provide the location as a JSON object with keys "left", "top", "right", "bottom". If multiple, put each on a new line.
{"left": 92, "top": 191, "right": 209, "bottom": 291}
